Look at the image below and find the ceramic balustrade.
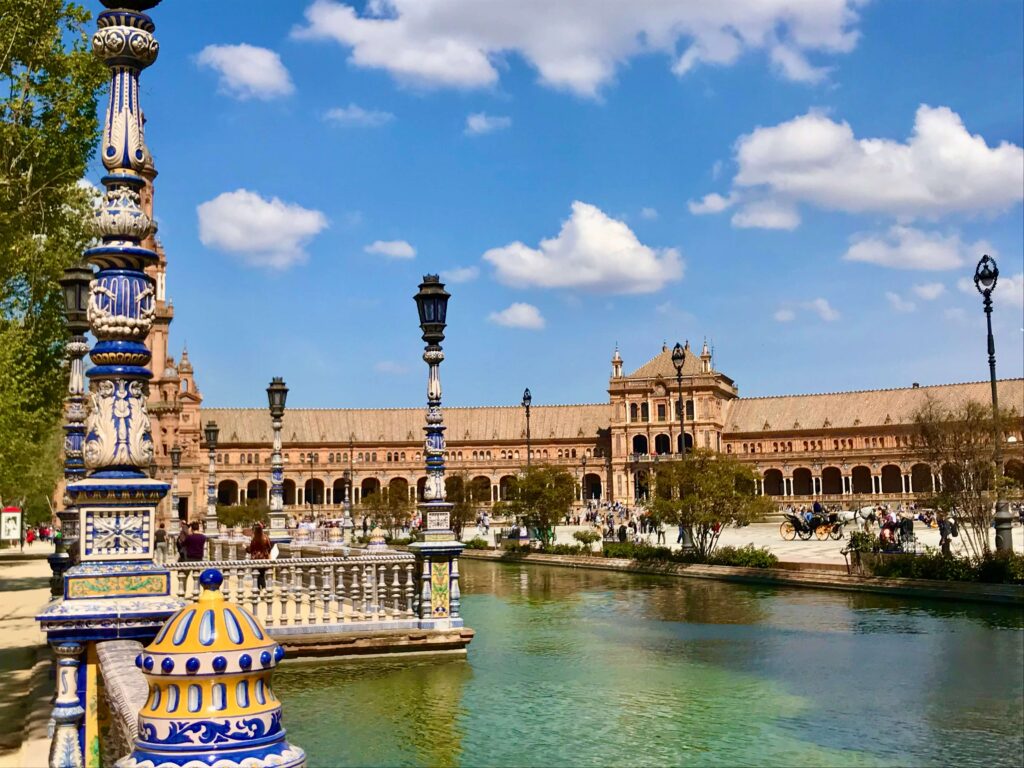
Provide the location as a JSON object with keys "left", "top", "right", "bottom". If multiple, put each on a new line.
{"left": 169, "top": 555, "right": 418, "bottom": 629}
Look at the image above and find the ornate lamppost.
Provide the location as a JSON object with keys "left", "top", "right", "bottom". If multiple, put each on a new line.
{"left": 522, "top": 388, "right": 533, "bottom": 469}
{"left": 204, "top": 420, "right": 219, "bottom": 535}
{"left": 38, "top": 9, "right": 184, "bottom": 762}
{"left": 266, "top": 377, "right": 289, "bottom": 541}
{"left": 672, "top": 342, "right": 687, "bottom": 457}
{"left": 168, "top": 444, "right": 181, "bottom": 537}
{"left": 411, "top": 275, "right": 463, "bottom": 626}
{"left": 581, "top": 454, "right": 589, "bottom": 504}
{"left": 973, "top": 255, "right": 1013, "bottom": 553}
{"left": 48, "top": 265, "right": 93, "bottom": 595}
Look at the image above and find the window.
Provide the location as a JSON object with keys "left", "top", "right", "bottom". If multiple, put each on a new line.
{"left": 571, "top": 449, "right": 577, "bottom": 458}
{"left": 630, "top": 403, "right": 639, "bottom": 422}
{"left": 641, "top": 403, "right": 649, "bottom": 422}
{"left": 686, "top": 400, "right": 694, "bottom": 420}
{"left": 727, "top": 444, "right": 733, "bottom": 454}
{"left": 657, "top": 403, "right": 666, "bottom": 421}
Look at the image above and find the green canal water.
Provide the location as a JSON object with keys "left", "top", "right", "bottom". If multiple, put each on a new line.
{"left": 276, "top": 559, "right": 1024, "bottom": 767}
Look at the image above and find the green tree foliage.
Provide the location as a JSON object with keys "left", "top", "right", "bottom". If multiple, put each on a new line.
{"left": 445, "top": 473, "right": 491, "bottom": 539}
{"left": 359, "top": 490, "right": 413, "bottom": 538}
{"left": 504, "top": 465, "right": 576, "bottom": 545}
{"left": 911, "top": 398, "right": 1022, "bottom": 557}
{"left": 0, "top": 1, "right": 106, "bottom": 523}
{"left": 649, "top": 450, "right": 774, "bottom": 559}
{"left": 215, "top": 500, "right": 270, "bottom": 529}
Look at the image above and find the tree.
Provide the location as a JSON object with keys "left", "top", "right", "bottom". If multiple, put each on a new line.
{"left": 649, "top": 450, "right": 774, "bottom": 559}
{"left": 0, "top": 1, "right": 106, "bottom": 524}
{"left": 504, "top": 465, "right": 575, "bottom": 545}
{"left": 445, "top": 473, "right": 486, "bottom": 540}
{"left": 359, "top": 491, "right": 413, "bottom": 539}
{"left": 911, "top": 398, "right": 1023, "bottom": 557}
{"left": 216, "top": 500, "right": 270, "bottom": 529}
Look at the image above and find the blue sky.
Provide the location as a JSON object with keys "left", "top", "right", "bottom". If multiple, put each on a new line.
{"left": 89, "top": 0, "right": 1024, "bottom": 409}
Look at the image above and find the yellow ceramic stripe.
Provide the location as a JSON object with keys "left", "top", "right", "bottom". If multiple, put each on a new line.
{"left": 141, "top": 673, "right": 279, "bottom": 718}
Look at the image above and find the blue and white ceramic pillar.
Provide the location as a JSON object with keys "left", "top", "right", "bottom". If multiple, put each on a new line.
{"left": 410, "top": 277, "right": 463, "bottom": 628}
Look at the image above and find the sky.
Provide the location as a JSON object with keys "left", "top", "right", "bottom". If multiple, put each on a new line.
{"left": 85, "top": 0, "right": 1024, "bottom": 410}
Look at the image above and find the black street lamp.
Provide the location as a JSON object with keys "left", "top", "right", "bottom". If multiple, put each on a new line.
{"left": 522, "top": 388, "right": 533, "bottom": 469}
{"left": 169, "top": 443, "right": 182, "bottom": 534}
{"left": 266, "top": 377, "right": 289, "bottom": 540}
{"left": 974, "top": 254, "right": 1013, "bottom": 553}
{"left": 204, "top": 420, "right": 219, "bottom": 534}
{"left": 672, "top": 342, "right": 686, "bottom": 457}
{"left": 581, "top": 454, "right": 588, "bottom": 502}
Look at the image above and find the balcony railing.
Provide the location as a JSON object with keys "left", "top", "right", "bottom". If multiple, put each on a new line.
{"left": 170, "top": 552, "right": 419, "bottom": 630}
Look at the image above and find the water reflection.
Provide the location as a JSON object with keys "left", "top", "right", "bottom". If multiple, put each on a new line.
{"left": 278, "top": 559, "right": 1023, "bottom": 768}
{"left": 277, "top": 657, "right": 471, "bottom": 767}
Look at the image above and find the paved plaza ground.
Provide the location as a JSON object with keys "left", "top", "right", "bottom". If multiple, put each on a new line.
{"left": 0, "top": 546, "right": 55, "bottom": 767}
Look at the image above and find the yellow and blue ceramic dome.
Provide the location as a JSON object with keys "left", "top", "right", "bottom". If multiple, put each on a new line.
{"left": 117, "top": 569, "right": 305, "bottom": 768}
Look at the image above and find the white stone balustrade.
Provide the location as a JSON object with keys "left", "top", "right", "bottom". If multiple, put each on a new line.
{"left": 169, "top": 554, "right": 418, "bottom": 631}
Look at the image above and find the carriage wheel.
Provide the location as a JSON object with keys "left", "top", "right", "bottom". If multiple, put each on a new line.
{"left": 798, "top": 527, "right": 813, "bottom": 540}
{"left": 780, "top": 521, "right": 796, "bottom": 541}
{"left": 814, "top": 525, "right": 830, "bottom": 541}
{"left": 829, "top": 525, "right": 844, "bottom": 541}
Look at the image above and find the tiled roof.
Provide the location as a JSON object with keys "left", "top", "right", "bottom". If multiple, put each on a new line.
{"left": 200, "top": 404, "right": 613, "bottom": 446}
{"left": 723, "top": 379, "right": 1024, "bottom": 433}
{"left": 627, "top": 345, "right": 704, "bottom": 379}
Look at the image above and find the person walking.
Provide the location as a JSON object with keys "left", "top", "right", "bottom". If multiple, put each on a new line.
{"left": 182, "top": 522, "right": 206, "bottom": 562}
{"left": 246, "top": 522, "right": 272, "bottom": 591}
{"left": 153, "top": 523, "right": 168, "bottom": 564}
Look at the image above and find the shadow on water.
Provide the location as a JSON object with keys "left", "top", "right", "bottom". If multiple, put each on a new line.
{"left": 277, "top": 559, "right": 1024, "bottom": 768}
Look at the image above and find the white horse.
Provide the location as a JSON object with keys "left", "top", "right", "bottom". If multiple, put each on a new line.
{"left": 834, "top": 506, "right": 878, "bottom": 528}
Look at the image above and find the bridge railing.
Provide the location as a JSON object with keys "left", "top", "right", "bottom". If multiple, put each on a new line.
{"left": 169, "top": 553, "right": 418, "bottom": 630}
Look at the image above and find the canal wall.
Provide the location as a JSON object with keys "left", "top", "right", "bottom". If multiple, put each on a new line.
{"left": 460, "top": 550, "right": 1024, "bottom": 606}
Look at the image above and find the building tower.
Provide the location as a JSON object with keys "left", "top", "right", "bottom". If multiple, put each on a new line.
{"left": 611, "top": 345, "right": 622, "bottom": 379}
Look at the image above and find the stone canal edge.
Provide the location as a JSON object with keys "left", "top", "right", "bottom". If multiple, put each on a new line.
{"left": 460, "top": 550, "right": 1024, "bottom": 606}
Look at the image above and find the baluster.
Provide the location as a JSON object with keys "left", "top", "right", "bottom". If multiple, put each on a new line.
{"left": 351, "top": 565, "right": 364, "bottom": 621}
{"left": 363, "top": 564, "right": 374, "bottom": 618}
{"left": 321, "top": 564, "right": 332, "bottom": 624}
{"left": 376, "top": 564, "right": 387, "bottom": 619}
{"left": 175, "top": 569, "right": 187, "bottom": 599}
{"left": 339, "top": 565, "right": 352, "bottom": 626}
{"left": 280, "top": 563, "right": 292, "bottom": 626}
{"left": 404, "top": 563, "right": 415, "bottom": 616}
{"left": 390, "top": 564, "right": 401, "bottom": 615}
{"left": 305, "top": 565, "right": 317, "bottom": 625}
{"left": 264, "top": 563, "right": 276, "bottom": 628}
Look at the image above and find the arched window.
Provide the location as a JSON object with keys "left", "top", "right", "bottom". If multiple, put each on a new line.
{"left": 630, "top": 403, "right": 639, "bottom": 422}
{"left": 571, "top": 449, "right": 577, "bottom": 458}
{"left": 640, "top": 403, "right": 649, "bottom": 422}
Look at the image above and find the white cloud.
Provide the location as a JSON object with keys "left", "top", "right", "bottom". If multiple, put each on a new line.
{"left": 912, "top": 282, "right": 945, "bottom": 301}
{"left": 374, "top": 360, "right": 408, "bottom": 374}
{"left": 196, "top": 189, "right": 327, "bottom": 269}
{"left": 807, "top": 298, "right": 839, "bottom": 322}
{"left": 324, "top": 103, "right": 394, "bottom": 126}
{"left": 730, "top": 199, "right": 800, "bottom": 230}
{"left": 465, "top": 113, "right": 511, "bottom": 135}
{"left": 483, "top": 201, "right": 683, "bottom": 295}
{"left": 488, "top": 302, "right": 545, "bottom": 330}
{"left": 440, "top": 266, "right": 479, "bottom": 283}
{"left": 773, "top": 308, "right": 795, "bottom": 323}
{"left": 885, "top": 291, "right": 916, "bottom": 313}
{"left": 994, "top": 272, "right": 1024, "bottom": 308}
{"left": 688, "top": 192, "right": 735, "bottom": 215}
{"left": 698, "top": 105, "right": 1023, "bottom": 226}
{"left": 364, "top": 240, "right": 416, "bottom": 259}
{"left": 769, "top": 43, "right": 829, "bottom": 83}
{"left": 196, "top": 44, "right": 294, "bottom": 100}
{"left": 844, "top": 226, "right": 987, "bottom": 271}
{"left": 293, "top": 0, "right": 863, "bottom": 96}
{"left": 640, "top": 207, "right": 658, "bottom": 220}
